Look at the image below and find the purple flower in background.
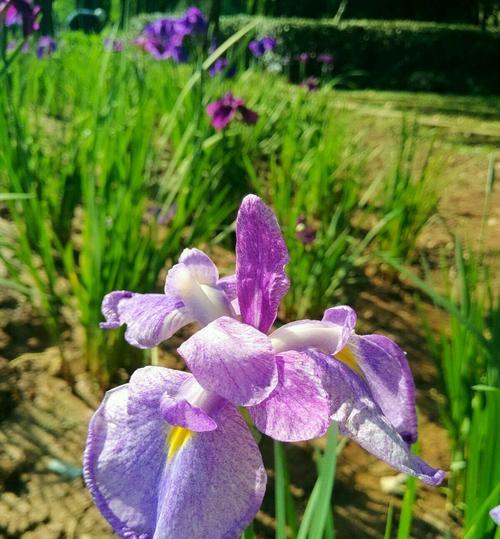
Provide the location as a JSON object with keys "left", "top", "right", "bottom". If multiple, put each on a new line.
{"left": 104, "top": 37, "right": 124, "bottom": 52}
{"left": 208, "top": 57, "right": 236, "bottom": 78}
{"left": 491, "top": 506, "right": 500, "bottom": 525}
{"left": 142, "top": 17, "right": 187, "bottom": 62}
{"left": 36, "top": 35, "right": 56, "bottom": 58}
{"left": 296, "top": 215, "right": 317, "bottom": 245}
{"left": 206, "top": 93, "right": 258, "bottom": 131}
{"left": 300, "top": 76, "right": 319, "bottom": 92}
{"left": 0, "top": 0, "right": 39, "bottom": 36}
{"left": 296, "top": 52, "right": 309, "bottom": 64}
{"left": 317, "top": 52, "right": 334, "bottom": 64}
{"left": 249, "top": 35, "right": 277, "bottom": 57}
{"left": 177, "top": 6, "right": 207, "bottom": 35}
{"left": 85, "top": 195, "right": 444, "bottom": 539}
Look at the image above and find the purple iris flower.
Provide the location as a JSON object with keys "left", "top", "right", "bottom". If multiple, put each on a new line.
{"left": 491, "top": 506, "right": 500, "bottom": 525}
{"left": 36, "top": 35, "right": 56, "bottom": 58}
{"left": 248, "top": 35, "right": 277, "bottom": 57}
{"left": 317, "top": 53, "right": 334, "bottom": 64}
{"left": 142, "top": 18, "right": 187, "bottom": 62}
{"left": 0, "top": 0, "right": 39, "bottom": 36}
{"left": 206, "top": 93, "right": 258, "bottom": 131}
{"left": 84, "top": 195, "right": 444, "bottom": 539}
{"left": 300, "top": 76, "right": 319, "bottom": 92}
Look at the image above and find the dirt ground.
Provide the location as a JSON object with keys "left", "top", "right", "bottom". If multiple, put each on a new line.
{"left": 0, "top": 95, "right": 499, "bottom": 539}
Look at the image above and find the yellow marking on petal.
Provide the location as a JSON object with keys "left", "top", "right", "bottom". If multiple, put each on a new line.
{"left": 166, "top": 426, "right": 192, "bottom": 463}
{"left": 335, "top": 345, "right": 361, "bottom": 374}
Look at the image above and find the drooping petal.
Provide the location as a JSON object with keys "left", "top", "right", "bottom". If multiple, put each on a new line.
{"left": 349, "top": 334, "right": 418, "bottom": 444}
{"left": 100, "top": 291, "right": 194, "bottom": 348}
{"left": 83, "top": 384, "right": 167, "bottom": 538}
{"left": 311, "top": 351, "right": 445, "bottom": 486}
{"left": 248, "top": 350, "right": 331, "bottom": 442}
{"left": 178, "top": 316, "right": 278, "bottom": 406}
{"left": 236, "top": 195, "right": 289, "bottom": 333}
{"left": 154, "top": 403, "right": 267, "bottom": 539}
{"left": 84, "top": 372, "right": 266, "bottom": 539}
{"left": 238, "top": 106, "right": 259, "bottom": 125}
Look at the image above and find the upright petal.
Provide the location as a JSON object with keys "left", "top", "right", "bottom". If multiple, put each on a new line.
{"left": 84, "top": 372, "right": 266, "bottom": 539}
{"left": 248, "top": 350, "right": 331, "bottom": 442}
{"left": 176, "top": 248, "right": 219, "bottom": 286}
{"left": 349, "top": 334, "right": 418, "bottom": 444}
{"left": 178, "top": 316, "right": 278, "bottom": 406}
{"left": 236, "top": 195, "right": 289, "bottom": 333}
{"left": 322, "top": 305, "right": 357, "bottom": 349}
{"left": 100, "top": 291, "right": 194, "bottom": 348}
{"left": 312, "top": 352, "right": 445, "bottom": 486}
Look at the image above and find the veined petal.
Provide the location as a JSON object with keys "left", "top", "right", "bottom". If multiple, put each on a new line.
{"left": 349, "top": 334, "right": 418, "bottom": 444}
{"left": 248, "top": 350, "right": 331, "bottom": 442}
{"left": 166, "top": 260, "right": 234, "bottom": 326}
{"left": 322, "top": 305, "right": 357, "bottom": 349}
{"left": 178, "top": 316, "right": 278, "bottom": 406}
{"left": 270, "top": 320, "right": 345, "bottom": 355}
{"left": 312, "top": 351, "right": 445, "bottom": 486}
{"left": 217, "top": 274, "right": 240, "bottom": 315}
{"left": 176, "top": 248, "right": 219, "bottom": 286}
{"left": 100, "top": 291, "right": 193, "bottom": 349}
{"left": 83, "top": 384, "right": 167, "bottom": 538}
{"left": 84, "top": 375, "right": 266, "bottom": 539}
{"left": 154, "top": 403, "right": 266, "bottom": 539}
{"left": 236, "top": 195, "right": 289, "bottom": 333}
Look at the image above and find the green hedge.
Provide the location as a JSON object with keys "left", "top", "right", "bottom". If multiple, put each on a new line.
{"left": 131, "top": 15, "right": 500, "bottom": 95}
{"left": 220, "top": 16, "right": 500, "bottom": 95}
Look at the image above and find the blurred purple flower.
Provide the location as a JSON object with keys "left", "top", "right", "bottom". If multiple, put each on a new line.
{"left": 295, "top": 216, "right": 317, "bottom": 245}
{"left": 139, "top": 7, "right": 206, "bottom": 62}
{"left": 317, "top": 53, "right": 334, "bottom": 64}
{"left": 104, "top": 38, "right": 124, "bottom": 52}
{"left": 206, "top": 93, "right": 258, "bottom": 131}
{"left": 142, "top": 18, "right": 187, "bottom": 61}
{"left": 490, "top": 506, "right": 500, "bottom": 525}
{"left": 300, "top": 76, "right": 319, "bottom": 92}
{"left": 1, "top": 0, "right": 40, "bottom": 36}
{"left": 177, "top": 6, "right": 207, "bottom": 35}
{"left": 36, "top": 35, "right": 56, "bottom": 58}
{"left": 296, "top": 52, "right": 309, "bottom": 64}
{"left": 208, "top": 57, "right": 236, "bottom": 78}
{"left": 249, "top": 35, "right": 277, "bottom": 57}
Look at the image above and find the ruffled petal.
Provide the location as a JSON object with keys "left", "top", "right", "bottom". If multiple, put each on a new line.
{"left": 349, "top": 334, "right": 418, "bottom": 444}
{"left": 178, "top": 316, "right": 278, "bottom": 406}
{"left": 248, "top": 350, "right": 331, "bottom": 442}
{"left": 236, "top": 195, "right": 289, "bottom": 333}
{"left": 322, "top": 305, "right": 357, "bottom": 350}
{"left": 84, "top": 373, "right": 266, "bottom": 539}
{"left": 312, "top": 352, "right": 445, "bottom": 486}
{"left": 100, "top": 291, "right": 194, "bottom": 349}
{"left": 154, "top": 402, "right": 267, "bottom": 539}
